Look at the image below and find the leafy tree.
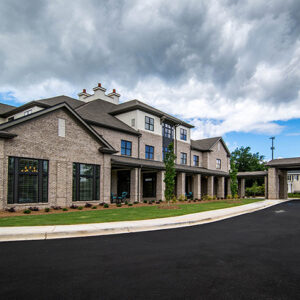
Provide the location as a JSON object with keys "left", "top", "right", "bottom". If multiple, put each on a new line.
{"left": 231, "top": 146, "right": 266, "bottom": 172}
{"left": 164, "top": 143, "right": 176, "bottom": 203}
{"left": 230, "top": 160, "right": 238, "bottom": 197}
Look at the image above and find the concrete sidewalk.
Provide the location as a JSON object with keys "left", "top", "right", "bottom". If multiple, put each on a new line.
{"left": 0, "top": 200, "right": 287, "bottom": 242}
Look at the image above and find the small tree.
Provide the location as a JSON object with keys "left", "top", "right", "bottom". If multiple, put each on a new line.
{"left": 230, "top": 160, "right": 238, "bottom": 197}
{"left": 164, "top": 142, "right": 176, "bottom": 203}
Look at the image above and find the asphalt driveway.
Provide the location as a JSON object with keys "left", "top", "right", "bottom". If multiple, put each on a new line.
{"left": 0, "top": 200, "right": 299, "bottom": 300}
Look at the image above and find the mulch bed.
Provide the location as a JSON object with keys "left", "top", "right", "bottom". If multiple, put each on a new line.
{"left": 0, "top": 199, "right": 240, "bottom": 218}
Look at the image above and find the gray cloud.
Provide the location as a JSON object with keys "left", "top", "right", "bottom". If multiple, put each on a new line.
{"left": 0, "top": 0, "right": 300, "bottom": 136}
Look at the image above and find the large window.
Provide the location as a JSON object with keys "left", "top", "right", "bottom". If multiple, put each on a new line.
{"left": 121, "top": 140, "right": 132, "bottom": 156}
{"left": 73, "top": 163, "right": 100, "bottom": 201}
{"left": 7, "top": 157, "right": 48, "bottom": 204}
{"left": 162, "top": 123, "right": 173, "bottom": 138}
{"left": 193, "top": 155, "right": 199, "bottom": 166}
{"left": 181, "top": 153, "right": 187, "bottom": 165}
{"left": 145, "top": 116, "right": 154, "bottom": 131}
{"left": 145, "top": 145, "right": 154, "bottom": 160}
{"left": 180, "top": 128, "right": 187, "bottom": 141}
{"left": 162, "top": 147, "right": 169, "bottom": 160}
{"left": 216, "top": 159, "right": 221, "bottom": 169}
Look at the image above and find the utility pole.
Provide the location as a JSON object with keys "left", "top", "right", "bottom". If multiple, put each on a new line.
{"left": 270, "top": 137, "right": 275, "bottom": 160}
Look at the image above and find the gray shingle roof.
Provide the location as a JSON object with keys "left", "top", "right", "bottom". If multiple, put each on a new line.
{"left": 191, "top": 137, "right": 231, "bottom": 156}
{"left": 0, "top": 103, "right": 16, "bottom": 115}
{"left": 75, "top": 99, "right": 140, "bottom": 135}
{"left": 37, "top": 95, "right": 85, "bottom": 109}
{"left": 191, "top": 137, "right": 221, "bottom": 151}
{"left": 109, "top": 99, "right": 194, "bottom": 128}
{"left": 266, "top": 157, "right": 300, "bottom": 168}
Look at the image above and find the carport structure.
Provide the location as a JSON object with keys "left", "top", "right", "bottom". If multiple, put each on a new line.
{"left": 237, "top": 157, "right": 300, "bottom": 200}
{"left": 237, "top": 171, "right": 268, "bottom": 198}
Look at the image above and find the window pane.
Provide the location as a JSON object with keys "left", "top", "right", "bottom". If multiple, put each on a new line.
{"left": 19, "top": 158, "right": 38, "bottom": 174}
{"left": 80, "top": 164, "right": 94, "bottom": 176}
{"left": 18, "top": 175, "right": 38, "bottom": 203}
{"left": 7, "top": 172, "right": 14, "bottom": 204}
{"left": 42, "top": 175, "right": 48, "bottom": 202}
{"left": 43, "top": 161, "right": 48, "bottom": 173}
{"left": 79, "top": 177, "right": 93, "bottom": 201}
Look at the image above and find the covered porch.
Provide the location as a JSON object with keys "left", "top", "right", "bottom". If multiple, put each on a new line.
{"left": 111, "top": 156, "right": 230, "bottom": 203}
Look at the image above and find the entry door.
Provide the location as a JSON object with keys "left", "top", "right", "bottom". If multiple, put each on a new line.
{"left": 143, "top": 173, "right": 156, "bottom": 197}
{"left": 117, "top": 170, "right": 130, "bottom": 197}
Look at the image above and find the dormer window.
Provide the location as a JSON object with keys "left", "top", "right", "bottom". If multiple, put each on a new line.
{"left": 24, "top": 109, "right": 32, "bottom": 116}
{"left": 145, "top": 116, "right": 154, "bottom": 131}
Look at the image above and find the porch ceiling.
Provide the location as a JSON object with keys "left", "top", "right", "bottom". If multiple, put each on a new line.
{"left": 111, "top": 155, "right": 229, "bottom": 177}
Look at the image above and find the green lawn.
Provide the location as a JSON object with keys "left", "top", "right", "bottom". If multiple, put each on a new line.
{"left": 0, "top": 199, "right": 263, "bottom": 227}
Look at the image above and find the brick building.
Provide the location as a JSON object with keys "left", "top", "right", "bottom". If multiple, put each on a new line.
{"left": 0, "top": 83, "right": 231, "bottom": 210}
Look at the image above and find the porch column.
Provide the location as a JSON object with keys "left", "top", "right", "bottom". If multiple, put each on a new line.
{"left": 268, "top": 167, "right": 279, "bottom": 199}
{"left": 130, "top": 167, "right": 141, "bottom": 202}
{"left": 279, "top": 170, "right": 288, "bottom": 199}
{"left": 177, "top": 172, "right": 186, "bottom": 197}
{"left": 102, "top": 153, "right": 111, "bottom": 203}
{"left": 192, "top": 174, "right": 201, "bottom": 200}
{"left": 207, "top": 175, "right": 214, "bottom": 196}
{"left": 264, "top": 176, "right": 268, "bottom": 199}
{"left": 238, "top": 178, "right": 245, "bottom": 198}
{"left": 217, "top": 177, "right": 225, "bottom": 199}
{"left": 227, "top": 178, "right": 231, "bottom": 197}
{"left": 156, "top": 170, "right": 165, "bottom": 201}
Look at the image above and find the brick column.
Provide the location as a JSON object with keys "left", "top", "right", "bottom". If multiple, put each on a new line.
{"left": 177, "top": 172, "right": 186, "bottom": 197}
{"left": 207, "top": 175, "right": 214, "bottom": 196}
{"left": 217, "top": 177, "right": 225, "bottom": 199}
{"left": 130, "top": 168, "right": 141, "bottom": 202}
{"left": 156, "top": 170, "right": 165, "bottom": 201}
{"left": 238, "top": 178, "right": 245, "bottom": 198}
{"left": 279, "top": 170, "right": 288, "bottom": 199}
{"left": 102, "top": 153, "right": 111, "bottom": 203}
{"left": 268, "top": 167, "right": 279, "bottom": 199}
{"left": 264, "top": 176, "right": 268, "bottom": 199}
{"left": 192, "top": 174, "right": 201, "bottom": 200}
{"left": 227, "top": 178, "right": 231, "bottom": 197}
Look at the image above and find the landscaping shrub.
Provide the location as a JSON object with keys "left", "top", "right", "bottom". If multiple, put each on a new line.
{"left": 134, "top": 201, "right": 139, "bottom": 204}
{"left": 125, "top": 200, "right": 128, "bottom": 205}
{"left": 128, "top": 203, "right": 133, "bottom": 206}
{"left": 51, "top": 206, "right": 62, "bottom": 210}
{"left": 159, "top": 199, "right": 162, "bottom": 203}
{"left": 116, "top": 203, "right": 122, "bottom": 207}
{"left": 246, "top": 183, "right": 265, "bottom": 197}
{"left": 92, "top": 206, "right": 97, "bottom": 209}
{"left": 6, "top": 207, "right": 15, "bottom": 213}
{"left": 29, "top": 207, "right": 39, "bottom": 211}
{"left": 178, "top": 194, "right": 186, "bottom": 202}
{"left": 288, "top": 193, "right": 300, "bottom": 198}
{"left": 85, "top": 203, "right": 92, "bottom": 208}
{"left": 23, "top": 209, "right": 31, "bottom": 214}
{"left": 62, "top": 208, "right": 68, "bottom": 211}
{"left": 44, "top": 208, "right": 50, "bottom": 212}
{"left": 226, "top": 194, "right": 233, "bottom": 200}
{"left": 155, "top": 201, "right": 160, "bottom": 204}
{"left": 78, "top": 206, "right": 83, "bottom": 210}
{"left": 171, "top": 196, "right": 177, "bottom": 203}
{"left": 103, "top": 203, "right": 109, "bottom": 208}
{"left": 148, "top": 200, "right": 153, "bottom": 205}
{"left": 70, "top": 204, "right": 78, "bottom": 209}
{"left": 143, "top": 200, "right": 147, "bottom": 204}
{"left": 234, "top": 194, "right": 239, "bottom": 199}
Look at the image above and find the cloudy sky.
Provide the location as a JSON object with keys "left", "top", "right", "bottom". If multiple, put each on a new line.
{"left": 1, "top": 0, "right": 300, "bottom": 159}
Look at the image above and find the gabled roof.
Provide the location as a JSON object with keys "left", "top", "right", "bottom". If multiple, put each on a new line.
{"left": 266, "top": 157, "right": 300, "bottom": 168}
{"left": 75, "top": 99, "right": 140, "bottom": 135}
{"left": 0, "top": 102, "right": 117, "bottom": 153}
{"left": 191, "top": 137, "right": 231, "bottom": 156}
{"left": 109, "top": 99, "right": 194, "bottom": 128}
{"left": 1, "top": 96, "right": 86, "bottom": 117}
{"left": 0, "top": 103, "right": 16, "bottom": 116}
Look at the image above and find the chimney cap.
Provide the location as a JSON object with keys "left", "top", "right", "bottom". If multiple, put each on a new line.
{"left": 83, "top": 88, "right": 86, "bottom": 93}
{"left": 98, "top": 83, "right": 101, "bottom": 87}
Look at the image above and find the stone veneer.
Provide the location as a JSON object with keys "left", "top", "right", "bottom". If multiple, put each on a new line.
{"left": 0, "top": 109, "right": 111, "bottom": 210}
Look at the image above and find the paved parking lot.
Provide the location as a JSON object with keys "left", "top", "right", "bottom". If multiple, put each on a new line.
{"left": 0, "top": 200, "right": 299, "bottom": 299}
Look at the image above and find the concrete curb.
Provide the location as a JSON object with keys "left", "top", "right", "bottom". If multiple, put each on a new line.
{"left": 0, "top": 200, "right": 288, "bottom": 242}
